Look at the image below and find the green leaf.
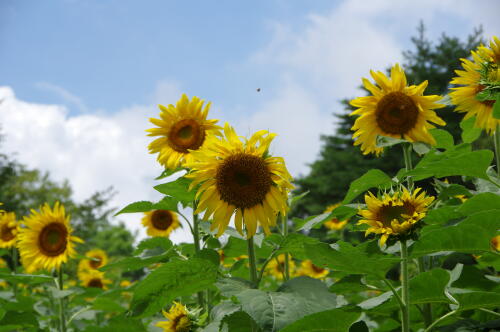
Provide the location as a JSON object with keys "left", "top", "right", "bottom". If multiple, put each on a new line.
{"left": 133, "top": 237, "right": 173, "bottom": 255}
{"left": 412, "top": 210, "right": 500, "bottom": 257}
{"left": 154, "top": 177, "right": 195, "bottom": 207}
{"left": 100, "top": 250, "right": 175, "bottom": 272}
{"left": 342, "top": 169, "right": 392, "bottom": 204}
{"left": 216, "top": 277, "right": 253, "bottom": 298}
{"left": 274, "top": 233, "right": 321, "bottom": 260}
{"left": 424, "top": 206, "right": 461, "bottom": 225}
{"left": 329, "top": 275, "right": 372, "bottom": 294}
{"left": 430, "top": 128, "right": 455, "bottom": 150}
{"left": 452, "top": 265, "right": 500, "bottom": 292}
{"left": 460, "top": 117, "right": 482, "bottom": 143}
{"left": 458, "top": 192, "right": 500, "bottom": 216}
{"left": 358, "top": 291, "right": 393, "bottom": 310}
{"left": 0, "top": 273, "right": 53, "bottom": 284}
{"left": 493, "top": 96, "right": 500, "bottom": 119}
{"left": 194, "top": 248, "right": 220, "bottom": 266}
{"left": 279, "top": 308, "right": 361, "bottom": 332}
{"left": 152, "top": 196, "right": 179, "bottom": 212}
{"left": 92, "top": 297, "right": 126, "bottom": 313}
{"left": 114, "top": 201, "right": 153, "bottom": 216}
{"left": 130, "top": 258, "right": 218, "bottom": 317}
{"left": 220, "top": 311, "right": 262, "bottom": 332}
{"left": 404, "top": 149, "right": 493, "bottom": 181}
{"left": 304, "top": 241, "right": 400, "bottom": 278}
{"left": 376, "top": 136, "right": 405, "bottom": 148}
{"left": 412, "top": 142, "right": 431, "bottom": 155}
{"left": 298, "top": 205, "right": 357, "bottom": 231}
{"left": 455, "top": 291, "right": 500, "bottom": 311}
{"left": 409, "top": 268, "right": 452, "bottom": 304}
{"left": 155, "top": 167, "right": 185, "bottom": 180}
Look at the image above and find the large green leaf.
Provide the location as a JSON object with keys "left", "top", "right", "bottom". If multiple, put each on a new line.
{"left": 342, "top": 169, "right": 392, "bottom": 204}
{"left": 412, "top": 210, "right": 500, "bottom": 257}
{"left": 452, "top": 265, "right": 500, "bottom": 292}
{"left": 430, "top": 128, "right": 454, "bottom": 150}
{"left": 130, "top": 258, "right": 218, "bottom": 317}
{"left": 114, "top": 196, "right": 179, "bottom": 215}
{"left": 458, "top": 192, "right": 500, "bottom": 216}
{"left": 270, "top": 233, "right": 321, "bottom": 260}
{"left": 493, "top": 97, "right": 500, "bottom": 119}
{"left": 235, "top": 277, "right": 337, "bottom": 332}
{"left": 133, "top": 237, "right": 173, "bottom": 255}
{"left": 424, "top": 206, "right": 461, "bottom": 225}
{"left": 409, "top": 268, "right": 452, "bottom": 305}
{"left": 329, "top": 275, "right": 372, "bottom": 294}
{"left": 279, "top": 308, "right": 361, "bottom": 332}
{"left": 460, "top": 117, "right": 482, "bottom": 143}
{"left": 455, "top": 291, "right": 500, "bottom": 311}
{"left": 220, "top": 311, "right": 262, "bottom": 332}
{"left": 100, "top": 249, "right": 175, "bottom": 272}
{"left": 304, "top": 241, "right": 400, "bottom": 278}
{"left": 0, "top": 273, "right": 53, "bottom": 285}
{"left": 154, "top": 176, "right": 196, "bottom": 207}
{"left": 403, "top": 149, "right": 493, "bottom": 181}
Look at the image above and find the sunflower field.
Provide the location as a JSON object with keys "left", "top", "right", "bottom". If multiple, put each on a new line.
{"left": 0, "top": 36, "right": 500, "bottom": 332}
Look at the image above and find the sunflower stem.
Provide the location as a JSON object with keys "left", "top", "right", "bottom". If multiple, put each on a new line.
{"left": 494, "top": 125, "right": 500, "bottom": 177}
{"left": 192, "top": 203, "right": 205, "bottom": 309}
{"left": 247, "top": 236, "right": 258, "bottom": 288}
{"left": 282, "top": 214, "right": 290, "bottom": 281}
{"left": 57, "top": 266, "right": 67, "bottom": 332}
{"left": 402, "top": 143, "right": 413, "bottom": 189}
{"left": 400, "top": 240, "right": 410, "bottom": 332}
{"left": 11, "top": 247, "right": 18, "bottom": 296}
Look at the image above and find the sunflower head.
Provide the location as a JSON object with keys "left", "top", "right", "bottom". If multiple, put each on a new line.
{"left": 147, "top": 94, "right": 222, "bottom": 169}
{"left": 18, "top": 202, "right": 83, "bottom": 273}
{"left": 350, "top": 63, "right": 445, "bottom": 155}
{"left": 450, "top": 36, "right": 500, "bottom": 134}
{"left": 358, "top": 188, "right": 434, "bottom": 246}
{"left": 156, "top": 302, "right": 191, "bottom": 332}
{"left": 491, "top": 235, "right": 500, "bottom": 251}
{"left": 79, "top": 269, "right": 112, "bottom": 289}
{"left": 77, "top": 249, "right": 108, "bottom": 280}
{"left": 265, "top": 254, "right": 296, "bottom": 280}
{"left": 0, "top": 212, "right": 18, "bottom": 248}
{"left": 141, "top": 209, "right": 180, "bottom": 237}
{"left": 186, "top": 123, "right": 293, "bottom": 238}
{"left": 297, "top": 259, "right": 329, "bottom": 279}
{"left": 323, "top": 203, "right": 348, "bottom": 231}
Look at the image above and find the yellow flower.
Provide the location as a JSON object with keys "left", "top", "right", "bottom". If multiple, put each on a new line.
{"left": 18, "top": 202, "right": 83, "bottom": 273}
{"left": 358, "top": 188, "right": 434, "bottom": 246}
{"left": 120, "top": 279, "right": 132, "bottom": 288}
{"left": 450, "top": 36, "right": 500, "bottom": 134}
{"left": 0, "top": 212, "right": 18, "bottom": 248}
{"left": 323, "top": 203, "right": 348, "bottom": 230}
{"left": 77, "top": 249, "right": 109, "bottom": 280}
{"left": 186, "top": 123, "right": 293, "bottom": 238}
{"left": 79, "top": 269, "right": 112, "bottom": 289}
{"left": 265, "top": 254, "right": 295, "bottom": 280}
{"left": 147, "top": 94, "right": 222, "bottom": 169}
{"left": 297, "top": 260, "right": 329, "bottom": 279}
{"left": 0, "top": 258, "right": 6, "bottom": 268}
{"left": 492, "top": 235, "right": 500, "bottom": 251}
{"left": 156, "top": 302, "right": 191, "bottom": 332}
{"left": 141, "top": 210, "right": 180, "bottom": 237}
{"left": 350, "top": 63, "right": 445, "bottom": 155}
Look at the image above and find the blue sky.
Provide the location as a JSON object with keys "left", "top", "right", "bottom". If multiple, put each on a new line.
{"left": 0, "top": 0, "right": 498, "bottom": 241}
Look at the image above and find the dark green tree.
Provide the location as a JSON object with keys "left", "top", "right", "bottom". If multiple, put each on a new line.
{"left": 292, "top": 23, "right": 484, "bottom": 218}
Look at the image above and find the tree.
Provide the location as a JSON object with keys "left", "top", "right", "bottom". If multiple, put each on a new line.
{"left": 292, "top": 23, "right": 484, "bottom": 218}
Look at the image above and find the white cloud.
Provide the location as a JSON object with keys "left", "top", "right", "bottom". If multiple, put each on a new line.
{"left": 0, "top": 85, "right": 193, "bottom": 244}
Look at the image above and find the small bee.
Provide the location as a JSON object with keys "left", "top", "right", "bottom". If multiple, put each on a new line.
{"left": 256, "top": 88, "right": 261, "bottom": 92}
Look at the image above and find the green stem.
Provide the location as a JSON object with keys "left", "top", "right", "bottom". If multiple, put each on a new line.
{"left": 257, "top": 249, "right": 279, "bottom": 287}
{"left": 424, "top": 310, "right": 457, "bottom": 332}
{"left": 402, "top": 143, "right": 414, "bottom": 188}
{"left": 382, "top": 279, "right": 404, "bottom": 310}
{"left": 11, "top": 247, "right": 18, "bottom": 296}
{"left": 494, "top": 125, "right": 500, "bottom": 177}
{"left": 192, "top": 203, "right": 205, "bottom": 308}
{"left": 247, "top": 237, "right": 258, "bottom": 288}
{"left": 400, "top": 240, "right": 410, "bottom": 332}
{"left": 282, "top": 214, "right": 290, "bottom": 281}
{"left": 418, "top": 257, "right": 432, "bottom": 327}
{"left": 57, "top": 266, "right": 66, "bottom": 332}
{"left": 479, "top": 308, "right": 500, "bottom": 318}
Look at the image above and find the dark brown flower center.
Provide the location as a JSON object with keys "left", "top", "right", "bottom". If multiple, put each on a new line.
{"left": 376, "top": 92, "right": 419, "bottom": 135}
{"left": 88, "top": 278, "right": 103, "bottom": 288}
{"left": 38, "top": 222, "right": 68, "bottom": 257}
{"left": 377, "top": 202, "right": 415, "bottom": 227}
{"left": 89, "top": 256, "right": 103, "bottom": 269}
{"left": 151, "top": 210, "right": 173, "bottom": 230}
{"left": 311, "top": 264, "right": 325, "bottom": 274}
{"left": 168, "top": 119, "right": 205, "bottom": 153}
{"left": 0, "top": 224, "right": 15, "bottom": 242}
{"left": 216, "top": 153, "right": 272, "bottom": 209}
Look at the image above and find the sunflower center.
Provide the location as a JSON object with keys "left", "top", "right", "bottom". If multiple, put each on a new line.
{"left": 276, "top": 262, "right": 285, "bottom": 272}
{"left": 89, "top": 256, "right": 103, "bottom": 269}
{"left": 0, "top": 225, "right": 15, "bottom": 242}
{"left": 375, "top": 92, "right": 419, "bottom": 135}
{"left": 168, "top": 119, "right": 205, "bottom": 153}
{"left": 151, "top": 210, "right": 173, "bottom": 230}
{"left": 377, "top": 202, "right": 415, "bottom": 227}
{"left": 311, "top": 264, "right": 325, "bottom": 274}
{"left": 88, "top": 278, "right": 103, "bottom": 288}
{"left": 38, "top": 222, "right": 68, "bottom": 257}
{"left": 216, "top": 153, "right": 272, "bottom": 209}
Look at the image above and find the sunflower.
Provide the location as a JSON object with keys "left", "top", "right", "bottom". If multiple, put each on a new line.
{"left": 0, "top": 212, "right": 18, "bottom": 248}
{"left": 492, "top": 235, "right": 500, "bottom": 251}
{"left": 147, "top": 94, "right": 222, "bottom": 169}
{"left": 350, "top": 63, "right": 446, "bottom": 155}
{"left": 77, "top": 249, "right": 108, "bottom": 280}
{"left": 79, "top": 269, "right": 112, "bottom": 289}
{"left": 141, "top": 209, "right": 180, "bottom": 237}
{"left": 156, "top": 302, "right": 191, "bottom": 332}
{"left": 358, "top": 188, "right": 434, "bottom": 246}
{"left": 120, "top": 279, "right": 132, "bottom": 288}
{"left": 323, "top": 203, "right": 348, "bottom": 231}
{"left": 450, "top": 36, "right": 500, "bottom": 134}
{"left": 265, "top": 254, "right": 296, "bottom": 280}
{"left": 186, "top": 123, "right": 293, "bottom": 238}
{"left": 297, "top": 260, "right": 329, "bottom": 279}
{"left": 18, "top": 202, "right": 83, "bottom": 273}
